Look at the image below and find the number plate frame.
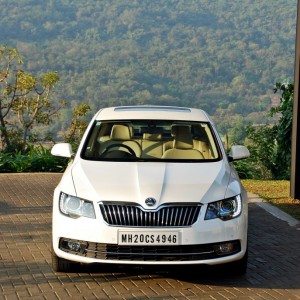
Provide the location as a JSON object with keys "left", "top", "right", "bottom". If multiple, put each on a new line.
{"left": 118, "top": 231, "right": 181, "bottom": 246}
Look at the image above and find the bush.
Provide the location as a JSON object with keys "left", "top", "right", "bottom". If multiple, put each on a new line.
{"left": 0, "top": 146, "right": 68, "bottom": 172}
{"left": 234, "top": 158, "right": 273, "bottom": 180}
{"left": 233, "top": 81, "right": 293, "bottom": 180}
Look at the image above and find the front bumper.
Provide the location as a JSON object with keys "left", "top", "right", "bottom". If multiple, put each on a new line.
{"left": 59, "top": 237, "right": 242, "bottom": 262}
{"left": 52, "top": 192, "right": 248, "bottom": 265}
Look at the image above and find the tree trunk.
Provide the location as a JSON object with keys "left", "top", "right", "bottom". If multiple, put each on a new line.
{"left": 0, "top": 108, "right": 10, "bottom": 151}
{"left": 22, "top": 125, "right": 30, "bottom": 152}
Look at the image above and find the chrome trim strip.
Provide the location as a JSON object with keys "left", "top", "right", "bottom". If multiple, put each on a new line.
{"left": 85, "top": 249, "right": 215, "bottom": 255}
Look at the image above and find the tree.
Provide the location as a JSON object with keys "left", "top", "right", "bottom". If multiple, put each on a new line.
{"left": 0, "top": 45, "right": 64, "bottom": 152}
{"left": 62, "top": 103, "right": 90, "bottom": 147}
{"left": 236, "top": 82, "right": 293, "bottom": 180}
{"left": 0, "top": 46, "right": 22, "bottom": 150}
{"left": 272, "top": 82, "right": 293, "bottom": 179}
{"left": 12, "top": 71, "right": 64, "bottom": 149}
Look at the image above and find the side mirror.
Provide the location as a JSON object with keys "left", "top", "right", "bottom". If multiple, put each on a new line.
{"left": 228, "top": 145, "right": 250, "bottom": 162}
{"left": 51, "top": 143, "right": 73, "bottom": 158}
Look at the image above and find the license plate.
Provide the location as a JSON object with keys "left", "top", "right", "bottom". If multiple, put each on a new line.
{"left": 118, "top": 231, "right": 180, "bottom": 245}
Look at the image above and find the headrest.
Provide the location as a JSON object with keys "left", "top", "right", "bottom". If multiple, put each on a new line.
{"left": 110, "top": 124, "right": 131, "bottom": 140}
{"left": 172, "top": 125, "right": 194, "bottom": 149}
{"left": 171, "top": 125, "right": 191, "bottom": 137}
{"left": 193, "top": 125, "right": 208, "bottom": 140}
{"left": 143, "top": 133, "right": 162, "bottom": 140}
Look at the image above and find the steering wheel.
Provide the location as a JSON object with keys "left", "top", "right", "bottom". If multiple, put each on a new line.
{"left": 100, "top": 143, "right": 136, "bottom": 158}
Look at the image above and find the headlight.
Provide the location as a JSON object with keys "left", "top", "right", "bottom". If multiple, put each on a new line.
{"left": 59, "top": 192, "right": 96, "bottom": 219}
{"left": 205, "top": 195, "right": 242, "bottom": 221}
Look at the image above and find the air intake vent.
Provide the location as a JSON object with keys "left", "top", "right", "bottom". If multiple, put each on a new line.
{"left": 99, "top": 203, "right": 201, "bottom": 227}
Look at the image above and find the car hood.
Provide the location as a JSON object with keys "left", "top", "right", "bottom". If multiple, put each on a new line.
{"left": 71, "top": 159, "right": 239, "bottom": 208}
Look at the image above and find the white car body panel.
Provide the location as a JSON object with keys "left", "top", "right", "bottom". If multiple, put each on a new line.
{"left": 71, "top": 160, "right": 233, "bottom": 206}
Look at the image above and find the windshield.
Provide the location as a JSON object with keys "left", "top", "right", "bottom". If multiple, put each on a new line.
{"left": 81, "top": 120, "right": 221, "bottom": 162}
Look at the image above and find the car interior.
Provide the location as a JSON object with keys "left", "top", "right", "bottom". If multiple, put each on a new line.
{"left": 83, "top": 121, "right": 219, "bottom": 160}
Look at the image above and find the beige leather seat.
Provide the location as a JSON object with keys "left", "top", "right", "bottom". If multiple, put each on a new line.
{"left": 193, "top": 125, "right": 211, "bottom": 159}
{"left": 141, "top": 133, "right": 163, "bottom": 158}
{"left": 163, "top": 124, "right": 187, "bottom": 153}
{"left": 162, "top": 125, "right": 204, "bottom": 159}
{"left": 100, "top": 124, "right": 142, "bottom": 157}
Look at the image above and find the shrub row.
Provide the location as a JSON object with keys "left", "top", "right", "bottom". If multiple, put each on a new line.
{"left": 0, "top": 147, "right": 68, "bottom": 172}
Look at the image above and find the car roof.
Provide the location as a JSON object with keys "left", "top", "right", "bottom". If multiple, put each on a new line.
{"left": 95, "top": 106, "right": 210, "bottom": 122}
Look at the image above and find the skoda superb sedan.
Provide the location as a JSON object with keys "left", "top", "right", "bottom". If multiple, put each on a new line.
{"left": 51, "top": 105, "right": 250, "bottom": 274}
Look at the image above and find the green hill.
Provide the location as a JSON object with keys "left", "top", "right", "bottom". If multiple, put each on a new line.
{"left": 0, "top": 0, "right": 296, "bottom": 133}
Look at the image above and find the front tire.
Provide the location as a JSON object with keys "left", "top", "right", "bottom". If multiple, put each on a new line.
{"left": 225, "top": 249, "right": 248, "bottom": 275}
{"left": 51, "top": 248, "right": 76, "bottom": 272}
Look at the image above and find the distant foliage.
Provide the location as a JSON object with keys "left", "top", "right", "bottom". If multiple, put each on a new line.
{"left": 0, "top": 1, "right": 296, "bottom": 136}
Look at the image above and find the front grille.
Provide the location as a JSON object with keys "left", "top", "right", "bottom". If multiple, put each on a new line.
{"left": 59, "top": 238, "right": 241, "bottom": 261}
{"left": 99, "top": 203, "right": 201, "bottom": 227}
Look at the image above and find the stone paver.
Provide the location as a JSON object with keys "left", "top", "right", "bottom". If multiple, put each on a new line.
{"left": 0, "top": 173, "right": 299, "bottom": 299}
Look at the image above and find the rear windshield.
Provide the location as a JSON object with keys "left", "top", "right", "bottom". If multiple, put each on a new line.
{"left": 81, "top": 120, "right": 221, "bottom": 162}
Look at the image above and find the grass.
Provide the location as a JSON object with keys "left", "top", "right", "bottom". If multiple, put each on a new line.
{"left": 242, "top": 180, "right": 300, "bottom": 220}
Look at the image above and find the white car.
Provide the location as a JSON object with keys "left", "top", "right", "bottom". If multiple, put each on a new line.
{"left": 51, "top": 105, "right": 250, "bottom": 274}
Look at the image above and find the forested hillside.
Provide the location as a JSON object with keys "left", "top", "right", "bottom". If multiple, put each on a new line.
{"left": 0, "top": 0, "right": 296, "bottom": 134}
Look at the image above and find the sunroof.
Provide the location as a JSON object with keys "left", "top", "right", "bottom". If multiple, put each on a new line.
{"left": 114, "top": 106, "right": 191, "bottom": 112}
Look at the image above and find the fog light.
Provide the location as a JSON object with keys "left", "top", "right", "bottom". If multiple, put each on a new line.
{"left": 215, "top": 242, "right": 234, "bottom": 255}
{"left": 67, "top": 241, "right": 81, "bottom": 252}
{"left": 59, "top": 238, "right": 88, "bottom": 254}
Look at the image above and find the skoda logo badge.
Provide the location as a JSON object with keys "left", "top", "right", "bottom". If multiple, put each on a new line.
{"left": 145, "top": 197, "right": 156, "bottom": 207}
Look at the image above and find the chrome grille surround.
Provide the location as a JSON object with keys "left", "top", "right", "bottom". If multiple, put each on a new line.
{"left": 99, "top": 202, "right": 202, "bottom": 227}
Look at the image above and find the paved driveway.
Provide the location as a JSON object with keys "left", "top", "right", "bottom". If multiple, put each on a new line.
{"left": 0, "top": 173, "right": 299, "bottom": 300}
